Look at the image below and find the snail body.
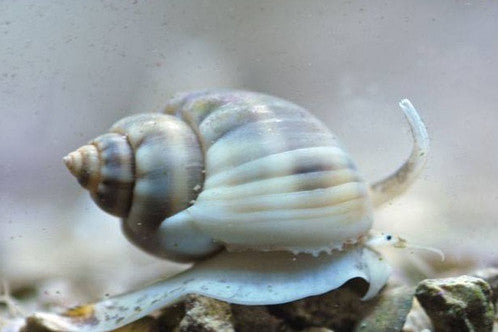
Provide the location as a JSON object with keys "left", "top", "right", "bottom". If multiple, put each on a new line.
{"left": 35, "top": 90, "right": 429, "bottom": 331}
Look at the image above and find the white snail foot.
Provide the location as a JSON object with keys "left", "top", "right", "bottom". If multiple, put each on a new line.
{"left": 29, "top": 246, "right": 390, "bottom": 332}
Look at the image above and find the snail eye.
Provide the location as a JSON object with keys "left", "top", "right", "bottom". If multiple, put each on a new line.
{"left": 386, "top": 235, "right": 392, "bottom": 241}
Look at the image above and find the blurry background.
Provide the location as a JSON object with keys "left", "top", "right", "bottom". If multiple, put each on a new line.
{"left": 1, "top": 0, "right": 497, "bottom": 308}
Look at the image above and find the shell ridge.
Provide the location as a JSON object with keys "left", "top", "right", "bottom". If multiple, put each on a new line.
{"left": 191, "top": 197, "right": 368, "bottom": 224}
{"left": 205, "top": 146, "right": 353, "bottom": 186}
{"left": 196, "top": 181, "right": 366, "bottom": 212}
{"left": 199, "top": 168, "right": 362, "bottom": 200}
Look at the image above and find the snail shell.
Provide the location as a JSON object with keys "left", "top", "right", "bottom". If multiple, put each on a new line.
{"left": 64, "top": 90, "right": 372, "bottom": 261}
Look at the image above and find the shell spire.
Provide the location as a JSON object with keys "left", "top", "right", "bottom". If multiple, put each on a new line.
{"left": 64, "top": 133, "right": 135, "bottom": 218}
{"left": 63, "top": 144, "right": 100, "bottom": 192}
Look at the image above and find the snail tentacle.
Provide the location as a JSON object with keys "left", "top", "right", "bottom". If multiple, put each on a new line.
{"left": 365, "top": 230, "right": 444, "bottom": 261}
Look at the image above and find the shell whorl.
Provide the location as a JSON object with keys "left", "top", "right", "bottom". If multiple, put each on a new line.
{"left": 64, "top": 113, "right": 206, "bottom": 256}
{"left": 164, "top": 90, "right": 373, "bottom": 255}
{"left": 109, "top": 114, "right": 205, "bottom": 251}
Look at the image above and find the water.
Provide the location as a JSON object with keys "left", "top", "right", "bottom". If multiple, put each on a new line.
{"left": 1, "top": 1, "right": 497, "bottom": 330}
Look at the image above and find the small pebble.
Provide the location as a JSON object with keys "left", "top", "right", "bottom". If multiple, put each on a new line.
{"left": 472, "top": 268, "right": 498, "bottom": 305}
{"left": 354, "top": 285, "right": 414, "bottom": 332}
{"left": 178, "top": 294, "right": 234, "bottom": 332}
{"left": 415, "top": 275, "right": 495, "bottom": 332}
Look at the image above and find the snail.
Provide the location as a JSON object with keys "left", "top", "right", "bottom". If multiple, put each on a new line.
{"left": 32, "top": 89, "right": 429, "bottom": 331}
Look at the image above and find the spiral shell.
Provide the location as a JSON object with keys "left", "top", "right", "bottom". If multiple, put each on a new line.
{"left": 64, "top": 90, "right": 372, "bottom": 261}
